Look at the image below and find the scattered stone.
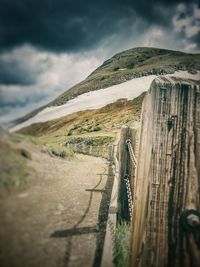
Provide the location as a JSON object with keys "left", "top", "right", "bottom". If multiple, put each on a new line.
{"left": 51, "top": 150, "right": 67, "bottom": 159}
{"left": 46, "top": 149, "right": 54, "bottom": 157}
{"left": 188, "top": 69, "right": 197, "bottom": 75}
{"left": 19, "top": 149, "right": 32, "bottom": 160}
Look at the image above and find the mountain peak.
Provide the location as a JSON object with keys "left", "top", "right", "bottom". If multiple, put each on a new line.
{"left": 50, "top": 47, "right": 200, "bottom": 106}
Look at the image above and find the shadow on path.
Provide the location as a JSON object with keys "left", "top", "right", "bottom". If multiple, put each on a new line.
{"left": 50, "top": 226, "right": 99, "bottom": 238}
{"left": 50, "top": 159, "right": 114, "bottom": 267}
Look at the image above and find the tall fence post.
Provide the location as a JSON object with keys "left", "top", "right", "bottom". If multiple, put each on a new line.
{"left": 118, "top": 126, "right": 130, "bottom": 221}
{"left": 130, "top": 78, "right": 200, "bottom": 267}
{"left": 118, "top": 126, "right": 137, "bottom": 222}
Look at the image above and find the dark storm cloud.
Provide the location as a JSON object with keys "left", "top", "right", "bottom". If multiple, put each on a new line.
{"left": 0, "top": 0, "right": 193, "bottom": 53}
{"left": 191, "top": 31, "right": 200, "bottom": 45}
{"left": 0, "top": 59, "right": 37, "bottom": 85}
{"left": 0, "top": 47, "right": 50, "bottom": 85}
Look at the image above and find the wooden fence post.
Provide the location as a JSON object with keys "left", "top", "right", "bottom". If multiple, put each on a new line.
{"left": 130, "top": 78, "right": 200, "bottom": 267}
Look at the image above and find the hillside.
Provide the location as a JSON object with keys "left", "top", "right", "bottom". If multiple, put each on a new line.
{"left": 49, "top": 47, "right": 200, "bottom": 106}
{"left": 18, "top": 92, "right": 144, "bottom": 141}
{"left": 13, "top": 47, "right": 200, "bottom": 125}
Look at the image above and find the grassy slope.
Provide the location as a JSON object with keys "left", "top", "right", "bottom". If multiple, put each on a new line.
{"left": 18, "top": 92, "right": 145, "bottom": 146}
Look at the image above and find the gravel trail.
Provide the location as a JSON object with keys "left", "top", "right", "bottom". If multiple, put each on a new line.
{"left": 0, "top": 143, "right": 110, "bottom": 267}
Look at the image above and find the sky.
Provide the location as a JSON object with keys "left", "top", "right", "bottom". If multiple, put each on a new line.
{"left": 0, "top": 0, "right": 200, "bottom": 125}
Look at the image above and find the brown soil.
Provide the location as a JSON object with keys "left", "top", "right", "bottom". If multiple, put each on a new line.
{"left": 0, "top": 141, "right": 110, "bottom": 267}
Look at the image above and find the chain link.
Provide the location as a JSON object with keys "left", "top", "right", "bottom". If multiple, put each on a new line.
{"left": 126, "top": 139, "right": 137, "bottom": 168}
{"left": 124, "top": 177, "right": 133, "bottom": 221}
{"left": 105, "top": 138, "right": 136, "bottom": 263}
{"left": 125, "top": 139, "right": 137, "bottom": 222}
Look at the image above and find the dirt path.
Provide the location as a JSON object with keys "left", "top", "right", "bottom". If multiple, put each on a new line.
{"left": 0, "top": 143, "right": 111, "bottom": 267}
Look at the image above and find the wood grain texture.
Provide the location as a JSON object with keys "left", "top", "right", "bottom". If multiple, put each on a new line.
{"left": 118, "top": 126, "right": 137, "bottom": 221}
{"left": 130, "top": 77, "right": 200, "bottom": 267}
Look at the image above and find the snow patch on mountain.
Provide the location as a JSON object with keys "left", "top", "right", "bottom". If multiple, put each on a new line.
{"left": 11, "top": 71, "right": 200, "bottom": 132}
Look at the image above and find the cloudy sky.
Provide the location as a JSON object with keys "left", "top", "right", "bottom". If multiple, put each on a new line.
{"left": 0, "top": 0, "right": 200, "bottom": 125}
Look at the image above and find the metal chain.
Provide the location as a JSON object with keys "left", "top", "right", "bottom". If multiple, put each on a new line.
{"left": 126, "top": 139, "right": 137, "bottom": 168}
{"left": 124, "top": 177, "right": 133, "bottom": 221}
{"left": 126, "top": 139, "right": 137, "bottom": 221}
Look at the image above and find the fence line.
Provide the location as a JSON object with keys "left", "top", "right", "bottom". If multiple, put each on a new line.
{"left": 66, "top": 143, "right": 112, "bottom": 159}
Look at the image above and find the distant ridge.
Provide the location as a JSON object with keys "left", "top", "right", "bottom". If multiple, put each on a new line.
{"left": 13, "top": 47, "right": 200, "bottom": 125}
{"left": 49, "top": 47, "right": 200, "bottom": 106}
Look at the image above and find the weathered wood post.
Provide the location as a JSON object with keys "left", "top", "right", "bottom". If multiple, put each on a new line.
{"left": 118, "top": 126, "right": 137, "bottom": 221}
{"left": 129, "top": 127, "right": 138, "bottom": 204}
{"left": 130, "top": 77, "right": 200, "bottom": 267}
{"left": 118, "top": 126, "right": 130, "bottom": 221}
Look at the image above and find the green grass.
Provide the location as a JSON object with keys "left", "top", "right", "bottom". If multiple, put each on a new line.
{"left": 25, "top": 134, "right": 114, "bottom": 159}
{"left": 17, "top": 93, "right": 144, "bottom": 161}
{"left": 19, "top": 93, "right": 145, "bottom": 138}
{"left": 32, "top": 135, "right": 75, "bottom": 160}
{"left": 114, "top": 221, "right": 131, "bottom": 267}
